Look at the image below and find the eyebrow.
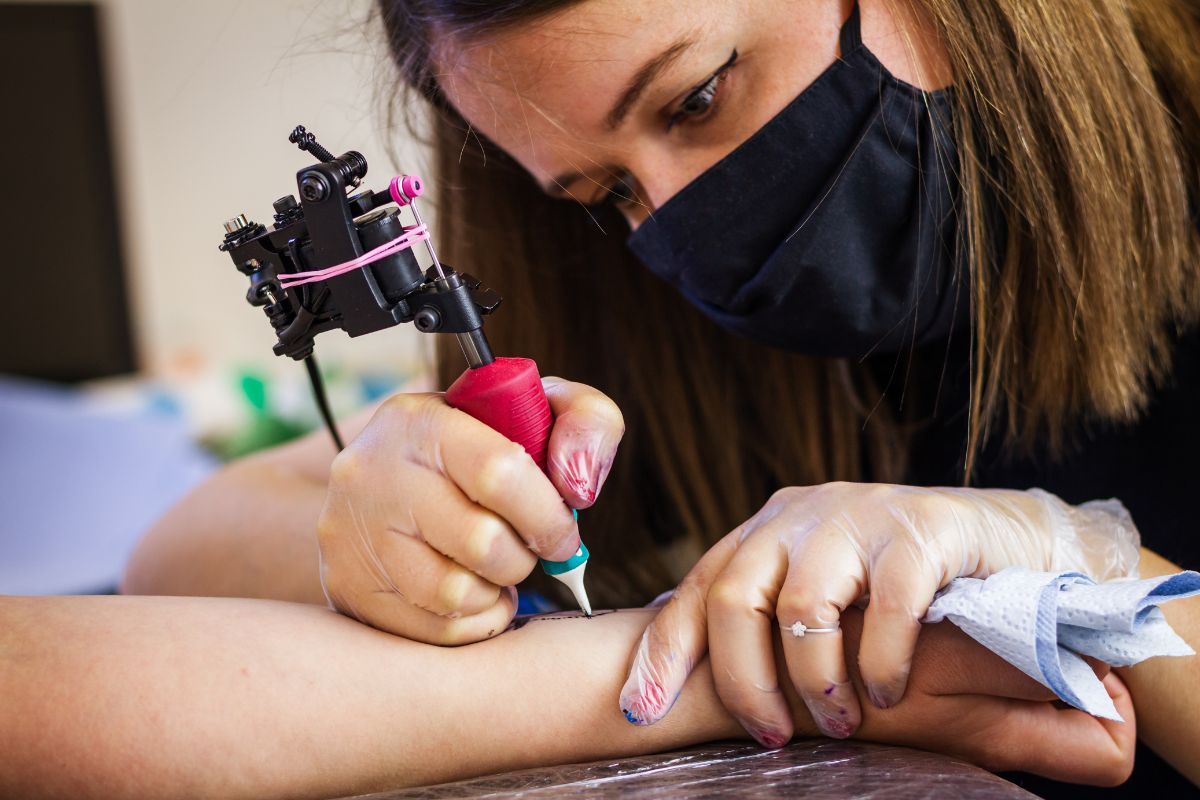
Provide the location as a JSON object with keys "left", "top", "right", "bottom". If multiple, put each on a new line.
{"left": 543, "top": 37, "right": 696, "bottom": 196}
{"left": 605, "top": 37, "right": 696, "bottom": 131}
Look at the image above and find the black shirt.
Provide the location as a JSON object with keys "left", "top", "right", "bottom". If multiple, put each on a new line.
{"left": 901, "top": 326, "right": 1200, "bottom": 796}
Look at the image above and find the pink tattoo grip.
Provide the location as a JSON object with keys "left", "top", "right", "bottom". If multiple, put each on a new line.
{"left": 445, "top": 357, "right": 552, "bottom": 472}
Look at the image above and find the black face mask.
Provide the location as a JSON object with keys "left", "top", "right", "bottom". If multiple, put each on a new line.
{"left": 627, "top": 2, "right": 963, "bottom": 358}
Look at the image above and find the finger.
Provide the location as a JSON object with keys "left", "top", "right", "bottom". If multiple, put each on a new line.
{"left": 956, "top": 676, "right": 1135, "bottom": 786}
{"left": 429, "top": 403, "right": 580, "bottom": 562}
{"left": 410, "top": 471, "right": 539, "bottom": 588}
{"left": 857, "top": 542, "right": 943, "bottom": 708}
{"left": 542, "top": 377, "right": 624, "bottom": 509}
{"left": 1083, "top": 655, "right": 1111, "bottom": 682}
{"left": 619, "top": 533, "right": 740, "bottom": 726}
{"left": 708, "top": 529, "right": 796, "bottom": 749}
{"left": 1096, "top": 671, "right": 1138, "bottom": 781}
{"left": 333, "top": 514, "right": 502, "bottom": 619}
{"left": 776, "top": 524, "right": 865, "bottom": 739}
{"left": 330, "top": 575, "right": 519, "bottom": 646}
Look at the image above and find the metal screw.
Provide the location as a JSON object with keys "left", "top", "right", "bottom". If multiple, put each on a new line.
{"left": 300, "top": 173, "right": 329, "bottom": 203}
{"left": 414, "top": 308, "right": 441, "bottom": 332}
{"left": 223, "top": 213, "right": 249, "bottom": 234}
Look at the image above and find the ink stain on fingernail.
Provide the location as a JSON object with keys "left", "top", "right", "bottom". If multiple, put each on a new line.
{"left": 824, "top": 685, "right": 835, "bottom": 695}
{"left": 760, "top": 733, "right": 787, "bottom": 749}
{"left": 818, "top": 716, "right": 856, "bottom": 739}
{"left": 568, "top": 475, "right": 595, "bottom": 503}
{"left": 563, "top": 451, "right": 600, "bottom": 504}
{"left": 643, "top": 681, "right": 667, "bottom": 714}
{"left": 622, "top": 682, "right": 667, "bottom": 726}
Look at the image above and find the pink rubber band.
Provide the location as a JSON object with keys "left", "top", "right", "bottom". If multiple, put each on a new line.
{"left": 278, "top": 224, "right": 429, "bottom": 289}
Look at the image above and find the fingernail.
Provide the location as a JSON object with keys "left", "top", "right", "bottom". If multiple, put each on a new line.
{"left": 758, "top": 732, "right": 787, "bottom": 749}
{"left": 619, "top": 679, "right": 671, "bottom": 726}
{"left": 867, "top": 684, "right": 898, "bottom": 710}
{"left": 588, "top": 453, "right": 614, "bottom": 501}
{"left": 546, "top": 533, "right": 583, "bottom": 562}
{"left": 742, "top": 722, "right": 788, "bottom": 749}
{"left": 562, "top": 449, "right": 599, "bottom": 505}
{"left": 803, "top": 683, "right": 860, "bottom": 739}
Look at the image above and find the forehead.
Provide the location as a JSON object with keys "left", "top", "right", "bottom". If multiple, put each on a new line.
{"left": 435, "top": 0, "right": 715, "bottom": 172}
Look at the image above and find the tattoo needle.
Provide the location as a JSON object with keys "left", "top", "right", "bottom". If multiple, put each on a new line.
{"left": 542, "top": 518, "right": 593, "bottom": 616}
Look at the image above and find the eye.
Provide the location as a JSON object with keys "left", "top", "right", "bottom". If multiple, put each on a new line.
{"left": 608, "top": 171, "right": 639, "bottom": 205}
{"left": 667, "top": 49, "right": 738, "bottom": 132}
{"left": 588, "top": 169, "right": 639, "bottom": 209}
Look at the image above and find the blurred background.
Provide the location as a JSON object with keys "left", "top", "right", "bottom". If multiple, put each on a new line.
{"left": 0, "top": 0, "right": 433, "bottom": 593}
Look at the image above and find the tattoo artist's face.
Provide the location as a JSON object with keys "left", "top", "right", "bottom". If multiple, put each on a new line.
{"left": 437, "top": 0, "right": 948, "bottom": 229}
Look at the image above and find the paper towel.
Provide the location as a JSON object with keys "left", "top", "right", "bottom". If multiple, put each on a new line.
{"left": 923, "top": 567, "right": 1200, "bottom": 720}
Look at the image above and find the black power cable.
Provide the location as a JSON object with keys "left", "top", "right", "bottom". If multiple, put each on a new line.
{"left": 304, "top": 354, "right": 344, "bottom": 450}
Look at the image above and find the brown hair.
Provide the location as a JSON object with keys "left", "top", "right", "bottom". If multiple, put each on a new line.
{"left": 378, "top": 0, "right": 1200, "bottom": 606}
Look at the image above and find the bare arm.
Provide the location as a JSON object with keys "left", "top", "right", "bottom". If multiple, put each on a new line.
{"left": 1116, "top": 548, "right": 1200, "bottom": 784}
{"left": 0, "top": 595, "right": 1136, "bottom": 799}
{"left": 0, "top": 599, "right": 737, "bottom": 799}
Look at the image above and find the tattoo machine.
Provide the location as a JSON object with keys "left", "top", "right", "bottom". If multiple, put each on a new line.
{"left": 218, "top": 125, "right": 591, "bottom": 614}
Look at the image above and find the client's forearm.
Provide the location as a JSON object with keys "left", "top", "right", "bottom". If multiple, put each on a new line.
{"left": 1116, "top": 548, "right": 1200, "bottom": 784}
{"left": 0, "top": 598, "right": 744, "bottom": 799}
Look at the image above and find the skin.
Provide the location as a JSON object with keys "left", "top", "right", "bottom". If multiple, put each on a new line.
{"left": 1118, "top": 550, "right": 1200, "bottom": 785}
{"left": 436, "top": 0, "right": 950, "bottom": 226}
{"left": 432, "top": 0, "right": 1199, "bottom": 765}
{"left": 619, "top": 484, "right": 1142, "bottom": 743}
{"left": 123, "top": 0, "right": 1199, "bottom": 781}
{"left": 126, "top": 378, "right": 624, "bottom": 644}
{"left": 0, "top": 600, "right": 1136, "bottom": 798}
{"left": 126, "top": 413, "right": 1200, "bottom": 780}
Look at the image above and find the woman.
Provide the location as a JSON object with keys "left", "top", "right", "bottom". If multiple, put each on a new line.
{"left": 125, "top": 0, "right": 1200, "bottom": 794}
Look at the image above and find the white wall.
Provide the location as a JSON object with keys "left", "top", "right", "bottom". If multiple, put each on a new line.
{"left": 96, "top": 0, "right": 433, "bottom": 380}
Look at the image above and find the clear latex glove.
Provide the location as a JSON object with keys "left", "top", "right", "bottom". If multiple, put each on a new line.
{"left": 542, "top": 377, "right": 623, "bottom": 509}
{"left": 619, "top": 482, "right": 1140, "bottom": 746}
{"left": 317, "top": 379, "right": 623, "bottom": 645}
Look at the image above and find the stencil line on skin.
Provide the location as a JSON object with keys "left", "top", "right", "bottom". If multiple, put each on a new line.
{"left": 507, "top": 609, "right": 616, "bottom": 631}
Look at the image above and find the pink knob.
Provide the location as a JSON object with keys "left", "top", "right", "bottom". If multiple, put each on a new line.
{"left": 390, "top": 174, "right": 425, "bottom": 206}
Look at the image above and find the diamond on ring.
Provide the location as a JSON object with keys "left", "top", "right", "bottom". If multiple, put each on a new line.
{"left": 781, "top": 620, "right": 839, "bottom": 638}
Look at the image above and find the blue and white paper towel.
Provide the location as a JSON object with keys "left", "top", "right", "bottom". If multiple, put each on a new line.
{"left": 923, "top": 567, "right": 1200, "bottom": 720}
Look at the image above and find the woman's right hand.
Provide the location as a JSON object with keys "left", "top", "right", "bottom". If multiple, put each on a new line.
{"left": 317, "top": 380, "right": 623, "bottom": 644}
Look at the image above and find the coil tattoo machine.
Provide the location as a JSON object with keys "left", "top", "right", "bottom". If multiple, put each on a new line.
{"left": 218, "top": 125, "right": 592, "bottom": 610}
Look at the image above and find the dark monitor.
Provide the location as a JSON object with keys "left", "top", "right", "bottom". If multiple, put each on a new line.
{"left": 0, "top": 3, "right": 135, "bottom": 382}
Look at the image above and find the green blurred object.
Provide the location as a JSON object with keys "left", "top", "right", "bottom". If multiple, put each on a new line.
{"left": 241, "top": 373, "right": 268, "bottom": 412}
{"left": 207, "top": 371, "right": 311, "bottom": 461}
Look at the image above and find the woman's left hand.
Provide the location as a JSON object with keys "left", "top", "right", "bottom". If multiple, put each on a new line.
{"left": 618, "top": 482, "right": 1140, "bottom": 745}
